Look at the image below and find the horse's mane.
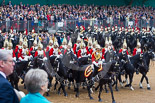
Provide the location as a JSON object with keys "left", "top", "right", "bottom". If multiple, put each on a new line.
{"left": 130, "top": 54, "right": 140, "bottom": 60}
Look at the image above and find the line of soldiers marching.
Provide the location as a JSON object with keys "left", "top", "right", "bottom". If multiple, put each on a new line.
{"left": 0, "top": 25, "right": 155, "bottom": 68}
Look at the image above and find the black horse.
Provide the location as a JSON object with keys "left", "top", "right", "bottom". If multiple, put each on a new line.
{"left": 97, "top": 60, "right": 120, "bottom": 103}
{"left": 118, "top": 51, "right": 135, "bottom": 90}
{"left": 8, "top": 61, "right": 30, "bottom": 90}
{"left": 61, "top": 51, "right": 107, "bottom": 99}
{"left": 50, "top": 57, "right": 69, "bottom": 97}
{"left": 32, "top": 57, "right": 53, "bottom": 96}
{"left": 138, "top": 50, "right": 155, "bottom": 90}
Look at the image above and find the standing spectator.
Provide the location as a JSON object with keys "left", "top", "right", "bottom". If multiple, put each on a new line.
{"left": 20, "top": 69, "right": 51, "bottom": 103}
{"left": 34, "top": 15, "right": 38, "bottom": 29}
{"left": 0, "top": 49, "right": 19, "bottom": 103}
{"left": 6, "top": 16, "right": 10, "bottom": 32}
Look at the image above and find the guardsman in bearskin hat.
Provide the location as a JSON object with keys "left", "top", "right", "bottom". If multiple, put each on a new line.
{"left": 77, "top": 39, "right": 90, "bottom": 65}
{"left": 7, "top": 39, "right": 16, "bottom": 61}
{"left": 92, "top": 44, "right": 105, "bottom": 69}
{"left": 119, "top": 39, "right": 129, "bottom": 55}
{"left": 133, "top": 39, "right": 143, "bottom": 56}
{"left": 49, "top": 39, "right": 62, "bottom": 58}
{"left": 60, "top": 36, "right": 67, "bottom": 50}
{"left": 73, "top": 34, "right": 81, "bottom": 53}
{"left": 18, "top": 37, "right": 32, "bottom": 61}
{"left": 34, "top": 40, "right": 47, "bottom": 61}
{"left": 46, "top": 36, "right": 53, "bottom": 52}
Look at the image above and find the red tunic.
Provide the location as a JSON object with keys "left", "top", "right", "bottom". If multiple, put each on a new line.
{"left": 77, "top": 48, "right": 89, "bottom": 58}
{"left": 119, "top": 49, "right": 129, "bottom": 55}
{"left": 34, "top": 50, "right": 46, "bottom": 57}
{"left": 49, "top": 48, "right": 61, "bottom": 56}
{"left": 18, "top": 48, "right": 31, "bottom": 59}
{"left": 91, "top": 51, "right": 105, "bottom": 62}
{"left": 133, "top": 48, "right": 143, "bottom": 56}
{"left": 15, "top": 45, "right": 22, "bottom": 53}
{"left": 64, "top": 48, "right": 76, "bottom": 55}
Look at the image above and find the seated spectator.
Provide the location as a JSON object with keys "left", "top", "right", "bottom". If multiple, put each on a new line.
{"left": 20, "top": 69, "right": 51, "bottom": 103}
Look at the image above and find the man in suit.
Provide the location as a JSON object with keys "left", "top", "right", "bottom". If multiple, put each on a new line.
{"left": 0, "top": 49, "right": 19, "bottom": 103}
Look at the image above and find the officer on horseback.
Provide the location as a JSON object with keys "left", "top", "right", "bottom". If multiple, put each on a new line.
{"left": 73, "top": 34, "right": 81, "bottom": 53}
{"left": 7, "top": 39, "right": 16, "bottom": 61}
{"left": 18, "top": 37, "right": 32, "bottom": 61}
{"left": 77, "top": 39, "right": 90, "bottom": 65}
{"left": 60, "top": 36, "right": 67, "bottom": 50}
{"left": 34, "top": 40, "right": 47, "bottom": 61}
{"left": 46, "top": 37, "right": 53, "bottom": 52}
{"left": 92, "top": 44, "right": 105, "bottom": 69}
{"left": 30, "top": 36, "right": 38, "bottom": 57}
{"left": 49, "top": 39, "right": 62, "bottom": 58}
{"left": 133, "top": 39, "right": 143, "bottom": 56}
{"left": 119, "top": 39, "right": 129, "bottom": 55}
{"left": 2, "top": 37, "right": 8, "bottom": 50}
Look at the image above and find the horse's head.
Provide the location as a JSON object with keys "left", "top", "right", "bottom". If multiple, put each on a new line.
{"left": 111, "top": 55, "right": 121, "bottom": 75}
{"left": 119, "top": 51, "right": 129, "bottom": 63}
{"left": 147, "top": 50, "right": 155, "bottom": 60}
{"left": 36, "top": 57, "right": 44, "bottom": 68}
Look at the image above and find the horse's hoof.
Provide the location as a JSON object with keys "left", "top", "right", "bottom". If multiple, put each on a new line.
{"left": 147, "top": 87, "right": 151, "bottom": 90}
{"left": 64, "top": 93, "right": 68, "bottom": 97}
{"left": 75, "top": 94, "right": 79, "bottom": 97}
{"left": 115, "top": 88, "right": 119, "bottom": 91}
{"left": 112, "top": 100, "right": 116, "bottom": 103}
{"left": 140, "top": 87, "right": 143, "bottom": 89}
{"left": 90, "top": 97, "right": 94, "bottom": 100}
{"left": 83, "top": 87, "right": 86, "bottom": 89}
{"left": 95, "top": 88, "right": 98, "bottom": 91}
{"left": 125, "top": 84, "right": 130, "bottom": 87}
{"left": 105, "top": 90, "right": 109, "bottom": 93}
{"left": 57, "top": 91, "right": 60, "bottom": 95}
{"left": 130, "top": 86, "right": 134, "bottom": 91}
{"left": 136, "top": 71, "right": 139, "bottom": 75}
{"left": 98, "top": 98, "right": 102, "bottom": 102}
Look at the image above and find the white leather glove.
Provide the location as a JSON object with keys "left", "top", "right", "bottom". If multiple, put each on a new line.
{"left": 50, "top": 55, "right": 53, "bottom": 57}
{"left": 102, "top": 59, "right": 105, "bottom": 63}
{"left": 93, "top": 61, "right": 98, "bottom": 67}
{"left": 128, "top": 55, "right": 131, "bottom": 58}
{"left": 18, "top": 57, "right": 22, "bottom": 61}
{"left": 43, "top": 57, "right": 47, "bottom": 61}
{"left": 13, "top": 57, "right": 16, "bottom": 61}
{"left": 70, "top": 61, "right": 74, "bottom": 64}
{"left": 98, "top": 61, "right": 102, "bottom": 65}
{"left": 24, "top": 56, "right": 29, "bottom": 61}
